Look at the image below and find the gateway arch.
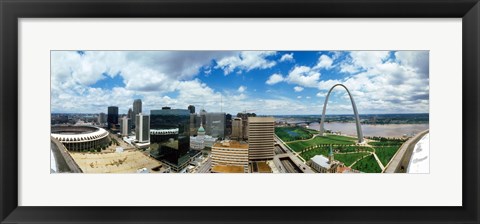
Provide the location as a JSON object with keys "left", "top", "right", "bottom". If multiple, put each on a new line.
{"left": 319, "top": 84, "right": 364, "bottom": 143}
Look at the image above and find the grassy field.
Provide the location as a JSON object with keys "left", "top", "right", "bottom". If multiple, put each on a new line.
{"left": 374, "top": 146, "right": 401, "bottom": 166}
{"left": 299, "top": 147, "right": 329, "bottom": 161}
{"left": 351, "top": 155, "right": 382, "bottom": 173}
{"left": 369, "top": 141, "right": 404, "bottom": 146}
{"left": 287, "top": 135, "right": 357, "bottom": 152}
{"left": 333, "top": 152, "right": 370, "bottom": 167}
{"left": 275, "top": 127, "right": 314, "bottom": 142}
{"left": 335, "top": 145, "right": 374, "bottom": 153}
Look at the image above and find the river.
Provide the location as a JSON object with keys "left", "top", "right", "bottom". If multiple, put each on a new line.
{"left": 307, "top": 122, "right": 429, "bottom": 138}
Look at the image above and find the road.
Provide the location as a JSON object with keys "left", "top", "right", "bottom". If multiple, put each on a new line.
{"left": 274, "top": 135, "right": 306, "bottom": 163}
{"left": 196, "top": 157, "right": 212, "bottom": 173}
{"left": 109, "top": 133, "right": 136, "bottom": 150}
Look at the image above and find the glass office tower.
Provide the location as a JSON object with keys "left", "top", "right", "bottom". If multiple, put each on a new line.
{"left": 107, "top": 106, "right": 118, "bottom": 130}
{"left": 150, "top": 108, "right": 190, "bottom": 172}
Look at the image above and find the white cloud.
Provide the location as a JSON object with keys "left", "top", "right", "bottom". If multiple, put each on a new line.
{"left": 297, "top": 96, "right": 302, "bottom": 99}
{"left": 279, "top": 53, "right": 294, "bottom": 62}
{"left": 265, "top": 73, "right": 284, "bottom": 85}
{"left": 318, "top": 79, "right": 342, "bottom": 91}
{"left": 339, "top": 62, "right": 360, "bottom": 74}
{"left": 238, "top": 85, "right": 247, "bottom": 93}
{"left": 285, "top": 66, "right": 321, "bottom": 88}
{"left": 350, "top": 51, "right": 390, "bottom": 69}
{"left": 293, "top": 86, "right": 304, "bottom": 92}
{"left": 331, "top": 52, "right": 429, "bottom": 114}
{"left": 316, "top": 92, "right": 326, "bottom": 97}
{"left": 50, "top": 51, "right": 238, "bottom": 113}
{"left": 306, "top": 96, "right": 311, "bottom": 99}
{"left": 214, "top": 51, "right": 277, "bottom": 75}
{"left": 50, "top": 50, "right": 429, "bottom": 115}
{"left": 394, "top": 51, "right": 429, "bottom": 77}
{"left": 313, "top": 54, "right": 334, "bottom": 69}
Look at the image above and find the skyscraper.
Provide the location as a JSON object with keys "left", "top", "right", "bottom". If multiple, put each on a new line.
{"left": 107, "top": 106, "right": 118, "bottom": 130}
{"left": 190, "top": 113, "right": 198, "bottom": 136}
{"left": 248, "top": 117, "right": 275, "bottom": 160}
{"left": 135, "top": 113, "right": 150, "bottom": 142}
{"left": 120, "top": 116, "right": 131, "bottom": 137}
{"left": 150, "top": 108, "right": 190, "bottom": 172}
{"left": 188, "top": 105, "right": 195, "bottom": 114}
{"left": 225, "top": 113, "right": 232, "bottom": 136}
{"left": 237, "top": 112, "right": 256, "bottom": 140}
{"left": 97, "top": 112, "right": 107, "bottom": 125}
{"left": 205, "top": 112, "right": 226, "bottom": 138}
{"left": 231, "top": 118, "right": 243, "bottom": 140}
{"left": 128, "top": 108, "right": 134, "bottom": 130}
{"left": 133, "top": 99, "right": 142, "bottom": 127}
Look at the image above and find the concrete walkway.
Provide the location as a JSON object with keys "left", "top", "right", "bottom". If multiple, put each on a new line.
{"left": 384, "top": 129, "right": 429, "bottom": 173}
{"left": 372, "top": 153, "right": 386, "bottom": 171}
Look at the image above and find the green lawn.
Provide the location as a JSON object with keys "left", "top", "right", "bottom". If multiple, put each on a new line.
{"left": 287, "top": 135, "right": 357, "bottom": 152}
{"left": 369, "top": 141, "right": 404, "bottom": 147}
{"left": 351, "top": 155, "right": 382, "bottom": 173}
{"left": 335, "top": 145, "right": 374, "bottom": 153}
{"left": 374, "top": 146, "right": 401, "bottom": 166}
{"left": 305, "top": 129, "right": 320, "bottom": 134}
{"left": 333, "top": 152, "right": 370, "bottom": 167}
{"left": 275, "top": 127, "right": 314, "bottom": 142}
{"left": 299, "top": 147, "right": 329, "bottom": 161}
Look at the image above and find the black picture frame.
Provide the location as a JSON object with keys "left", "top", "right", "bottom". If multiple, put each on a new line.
{"left": 1, "top": 0, "right": 479, "bottom": 223}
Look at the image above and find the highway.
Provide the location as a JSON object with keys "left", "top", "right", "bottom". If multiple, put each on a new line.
{"left": 274, "top": 135, "right": 306, "bottom": 163}
{"left": 280, "top": 158, "right": 303, "bottom": 173}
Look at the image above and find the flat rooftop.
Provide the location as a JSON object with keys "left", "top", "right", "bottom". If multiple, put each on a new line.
{"left": 211, "top": 165, "right": 245, "bottom": 173}
{"left": 212, "top": 140, "right": 249, "bottom": 149}
{"left": 70, "top": 150, "right": 163, "bottom": 173}
{"left": 250, "top": 161, "right": 272, "bottom": 173}
{"left": 248, "top": 117, "right": 275, "bottom": 123}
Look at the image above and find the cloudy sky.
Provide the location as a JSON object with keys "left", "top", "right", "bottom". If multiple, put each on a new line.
{"left": 51, "top": 50, "right": 429, "bottom": 115}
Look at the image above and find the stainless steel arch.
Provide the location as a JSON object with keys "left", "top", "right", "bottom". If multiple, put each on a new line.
{"left": 319, "top": 84, "right": 364, "bottom": 143}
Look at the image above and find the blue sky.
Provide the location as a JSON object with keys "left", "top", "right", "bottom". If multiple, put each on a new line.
{"left": 51, "top": 51, "right": 429, "bottom": 115}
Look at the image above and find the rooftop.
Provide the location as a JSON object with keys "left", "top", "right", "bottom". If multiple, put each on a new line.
{"left": 310, "top": 155, "right": 331, "bottom": 169}
{"left": 69, "top": 150, "right": 163, "bottom": 173}
{"left": 211, "top": 165, "right": 245, "bottom": 173}
{"left": 212, "top": 140, "right": 249, "bottom": 149}
{"left": 256, "top": 161, "right": 272, "bottom": 173}
{"left": 248, "top": 117, "right": 275, "bottom": 123}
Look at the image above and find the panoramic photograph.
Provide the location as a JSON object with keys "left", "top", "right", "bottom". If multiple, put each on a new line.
{"left": 50, "top": 50, "right": 429, "bottom": 174}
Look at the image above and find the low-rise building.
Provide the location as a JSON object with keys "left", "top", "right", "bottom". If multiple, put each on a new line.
{"left": 211, "top": 140, "right": 249, "bottom": 173}
{"left": 309, "top": 145, "right": 343, "bottom": 173}
{"left": 190, "top": 123, "right": 217, "bottom": 150}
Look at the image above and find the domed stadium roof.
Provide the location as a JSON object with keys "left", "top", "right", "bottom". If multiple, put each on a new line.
{"left": 51, "top": 125, "right": 108, "bottom": 143}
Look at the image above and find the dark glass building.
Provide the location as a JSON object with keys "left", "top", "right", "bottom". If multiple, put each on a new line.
{"left": 188, "top": 105, "right": 195, "bottom": 114}
{"left": 150, "top": 108, "right": 190, "bottom": 172}
{"left": 133, "top": 99, "right": 142, "bottom": 128}
{"left": 225, "top": 113, "right": 232, "bottom": 137}
{"left": 205, "top": 112, "right": 226, "bottom": 138}
{"left": 107, "top": 106, "right": 118, "bottom": 130}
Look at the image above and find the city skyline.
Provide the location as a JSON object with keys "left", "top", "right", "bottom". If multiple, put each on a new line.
{"left": 51, "top": 50, "right": 429, "bottom": 115}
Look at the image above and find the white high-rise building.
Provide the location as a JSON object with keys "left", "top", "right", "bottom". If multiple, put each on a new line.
{"left": 135, "top": 113, "right": 150, "bottom": 143}
{"left": 120, "top": 116, "right": 130, "bottom": 137}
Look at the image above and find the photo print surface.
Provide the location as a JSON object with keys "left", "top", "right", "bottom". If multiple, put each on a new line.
{"left": 50, "top": 51, "right": 429, "bottom": 174}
